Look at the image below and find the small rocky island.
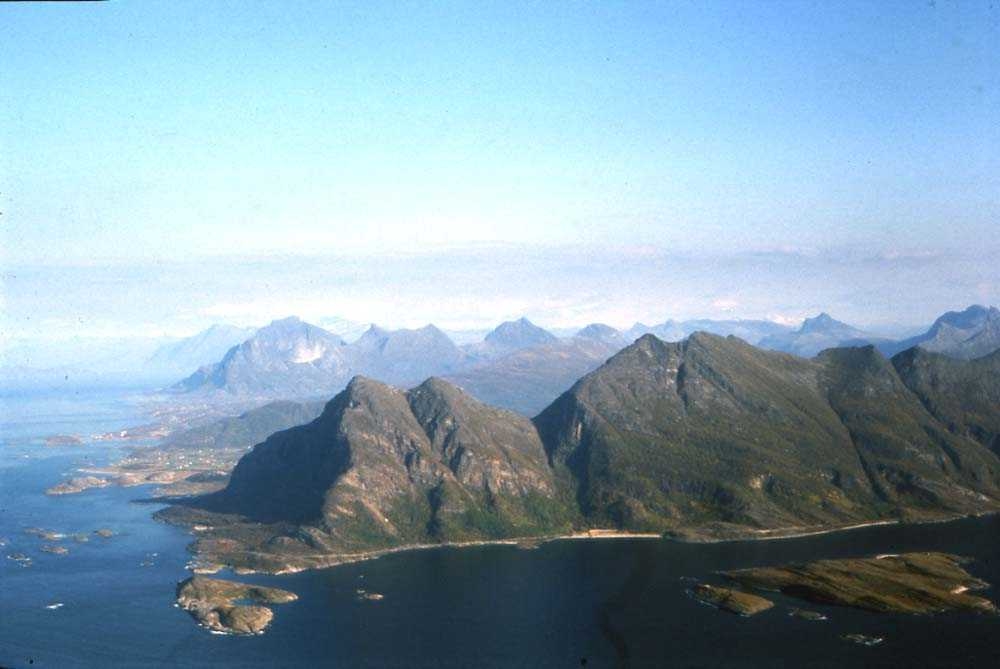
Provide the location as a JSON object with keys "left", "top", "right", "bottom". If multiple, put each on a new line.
{"left": 46, "top": 476, "right": 112, "bottom": 496}
{"left": 689, "top": 583, "right": 774, "bottom": 616}
{"left": 176, "top": 576, "right": 298, "bottom": 635}
{"left": 725, "top": 552, "right": 997, "bottom": 615}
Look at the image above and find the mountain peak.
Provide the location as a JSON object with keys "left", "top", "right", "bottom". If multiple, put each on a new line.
{"left": 575, "top": 323, "right": 626, "bottom": 346}
{"left": 416, "top": 324, "right": 448, "bottom": 337}
{"left": 800, "top": 313, "right": 842, "bottom": 333}
{"left": 576, "top": 323, "right": 617, "bottom": 337}
{"left": 484, "top": 317, "right": 558, "bottom": 349}
{"left": 934, "top": 304, "right": 995, "bottom": 330}
{"left": 358, "top": 324, "right": 389, "bottom": 341}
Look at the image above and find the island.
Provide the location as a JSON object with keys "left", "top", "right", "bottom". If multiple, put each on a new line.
{"left": 175, "top": 576, "right": 298, "bottom": 635}
{"left": 724, "top": 552, "right": 997, "bottom": 615}
{"left": 788, "top": 608, "right": 827, "bottom": 621}
{"left": 46, "top": 476, "right": 111, "bottom": 496}
{"left": 689, "top": 583, "right": 774, "bottom": 616}
{"left": 24, "top": 528, "right": 64, "bottom": 541}
{"left": 355, "top": 588, "right": 384, "bottom": 602}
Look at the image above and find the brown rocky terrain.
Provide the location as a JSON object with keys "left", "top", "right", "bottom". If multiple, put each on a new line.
{"left": 175, "top": 576, "right": 297, "bottom": 635}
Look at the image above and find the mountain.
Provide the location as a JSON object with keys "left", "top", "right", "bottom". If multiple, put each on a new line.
{"left": 892, "top": 347, "right": 1000, "bottom": 456}
{"left": 174, "top": 317, "right": 351, "bottom": 398}
{"left": 465, "top": 318, "right": 559, "bottom": 360}
{"left": 163, "top": 333, "right": 1000, "bottom": 573}
{"left": 445, "top": 337, "right": 621, "bottom": 416}
{"left": 625, "top": 319, "right": 789, "bottom": 345}
{"left": 175, "top": 319, "right": 467, "bottom": 399}
{"left": 880, "top": 305, "right": 1000, "bottom": 359}
{"left": 575, "top": 323, "right": 628, "bottom": 348}
{"left": 148, "top": 325, "right": 256, "bottom": 375}
{"left": 536, "top": 333, "right": 1000, "bottom": 535}
{"left": 175, "top": 377, "right": 574, "bottom": 570}
{"left": 349, "top": 324, "right": 467, "bottom": 386}
{"left": 758, "top": 313, "right": 888, "bottom": 357}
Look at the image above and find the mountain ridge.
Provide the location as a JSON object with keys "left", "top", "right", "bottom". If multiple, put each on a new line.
{"left": 161, "top": 332, "right": 1000, "bottom": 573}
{"left": 880, "top": 305, "right": 1000, "bottom": 359}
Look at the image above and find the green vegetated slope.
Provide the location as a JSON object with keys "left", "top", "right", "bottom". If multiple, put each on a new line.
{"left": 164, "top": 333, "right": 1000, "bottom": 570}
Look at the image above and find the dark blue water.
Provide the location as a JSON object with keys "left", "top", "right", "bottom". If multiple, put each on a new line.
{"left": 2, "top": 390, "right": 999, "bottom": 668}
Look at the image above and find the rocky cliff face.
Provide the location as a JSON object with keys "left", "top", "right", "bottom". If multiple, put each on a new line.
{"left": 207, "top": 376, "right": 572, "bottom": 557}
{"left": 175, "top": 317, "right": 351, "bottom": 397}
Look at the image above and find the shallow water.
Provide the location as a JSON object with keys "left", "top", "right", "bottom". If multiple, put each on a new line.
{"left": 2, "top": 389, "right": 999, "bottom": 668}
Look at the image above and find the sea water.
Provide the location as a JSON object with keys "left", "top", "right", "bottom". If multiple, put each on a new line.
{"left": 2, "top": 388, "right": 998, "bottom": 668}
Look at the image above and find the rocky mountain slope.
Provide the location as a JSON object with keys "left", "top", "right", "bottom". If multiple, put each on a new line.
{"left": 162, "top": 333, "right": 1000, "bottom": 572}
{"left": 892, "top": 347, "right": 1000, "bottom": 455}
{"left": 880, "top": 305, "right": 1000, "bottom": 359}
{"left": 349, "top": 324, "right": 467, "bottom": 385}
{"left": 175, "top": 317, "right": 351, "bottom": 397}
{"left": 166, "top": 377, "right": 574, "bottom": 571}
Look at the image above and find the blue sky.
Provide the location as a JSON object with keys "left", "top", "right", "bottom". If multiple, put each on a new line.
{"left": 1, "top": 1, "right": 998, "bottom": 358}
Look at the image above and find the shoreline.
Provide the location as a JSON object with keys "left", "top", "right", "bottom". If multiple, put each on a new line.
{"left": 192, "top": 530, "right": 667, "bottom": 576}
{"left": 185, "top": 512, "right": 998, "bottom": 576}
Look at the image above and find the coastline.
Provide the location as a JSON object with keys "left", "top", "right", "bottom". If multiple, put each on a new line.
{"left": 189, "top": 530, "right": 667, "bottom": 576}
{"left": 182, "top": 511, "right": 998, "bottom": 576}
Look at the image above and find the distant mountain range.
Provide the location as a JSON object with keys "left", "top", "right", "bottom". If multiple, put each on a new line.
{"left": 878, "top": 305, "right": 1000, "bottom": 360}
{"left": 162, "top": 332, "right": 1000, "bottom": 574}
{"left": 170, "top": 306, "right": 1000, "bottom": 414}
{"left": 757, "top": 313, "right": 892, "bottom": 357}
{"left": 446, "top": 335, "right": 621, "bottom": 416}
{"left": 173, "top": 316, "right": 612, "bottom": 412}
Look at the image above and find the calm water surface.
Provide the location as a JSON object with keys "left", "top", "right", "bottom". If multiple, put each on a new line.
{"left": 1, "top": 389, "right": 998, "bottom": 668}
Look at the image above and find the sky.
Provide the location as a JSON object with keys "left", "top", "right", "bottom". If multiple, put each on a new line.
{"left": 1, "top": 1, "right": 998, "bottom": 364}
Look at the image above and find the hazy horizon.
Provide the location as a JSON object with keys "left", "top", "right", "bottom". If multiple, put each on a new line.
{"left": 2, "top": 1, "right": 998, "bottom": 367}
